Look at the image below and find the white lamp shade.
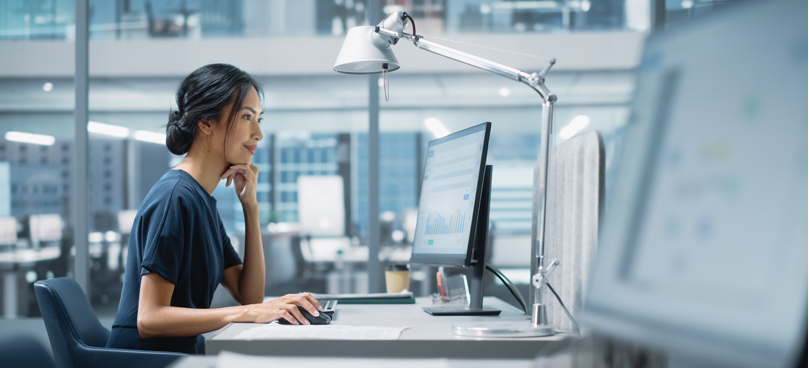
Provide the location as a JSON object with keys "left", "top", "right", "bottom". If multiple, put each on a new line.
{"left": 334, "top": 26, "right": 400, "bottom": 74}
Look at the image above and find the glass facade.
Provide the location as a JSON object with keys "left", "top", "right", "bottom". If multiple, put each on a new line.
{"left": 355, "top": 132, "right": 420, "bottom": 236}
{"left": 0, "top": 84, "right": 75, "bottom": 318}
{"left": 274, "top": 133, "right": 339, "bottom": 223}
{"left": 0, "top": 0, "right": 648, "bottom": 42}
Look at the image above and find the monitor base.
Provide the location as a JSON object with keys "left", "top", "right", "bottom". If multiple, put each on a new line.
{"left": 452, "top": 322, "right": 555, "bottom": 337}
{"left": 422, "top": 306, "right": 502, "bottom": 316}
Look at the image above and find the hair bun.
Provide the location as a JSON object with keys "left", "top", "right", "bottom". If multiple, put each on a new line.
{"left": 169, "top": 110, "right": 182, "bottom": 124}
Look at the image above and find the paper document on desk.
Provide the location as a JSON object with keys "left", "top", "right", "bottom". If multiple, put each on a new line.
{"left": 233, "top": 323, "right": 408, "bottom": 340}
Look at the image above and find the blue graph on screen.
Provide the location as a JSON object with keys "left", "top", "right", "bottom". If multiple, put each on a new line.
{"left": 424, "top": 209, "right": 466, "bottom": 235}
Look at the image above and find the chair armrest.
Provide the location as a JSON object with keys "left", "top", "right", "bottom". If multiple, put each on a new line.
{"left": 77, "top": 346, "right": 185, "bottom": 368}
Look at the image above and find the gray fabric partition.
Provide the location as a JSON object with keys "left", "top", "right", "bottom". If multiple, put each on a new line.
{"left": 531, "top": 131, "right": 604, "bottom": 332}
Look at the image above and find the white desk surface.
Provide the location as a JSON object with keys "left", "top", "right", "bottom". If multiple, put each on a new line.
{"left": 170, "top": 355, "right": 537, "bottom": 368}
{"left": 0, "top": 247, "right": 60, "bottom": 263}
{"left": 206, "top": 296, "right": 566, "bottom": 359}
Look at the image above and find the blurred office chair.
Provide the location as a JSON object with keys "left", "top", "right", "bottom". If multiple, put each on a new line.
{"left": 0, "top": 334, "right": 57, "bottom": 368}
{"left": 532, "top": 131, "right": 604, "bottom": 332}
{"left": 34, "top": 277, "right": 184, "bottom": 368}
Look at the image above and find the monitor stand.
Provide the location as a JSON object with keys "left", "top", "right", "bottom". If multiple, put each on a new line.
{"left": 423, "top": 165, "right": 502, "bottom": 316}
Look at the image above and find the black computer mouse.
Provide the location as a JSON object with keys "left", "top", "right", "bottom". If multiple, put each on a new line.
{"left": 278, "top": 306, "right": 331, "bottom": 325}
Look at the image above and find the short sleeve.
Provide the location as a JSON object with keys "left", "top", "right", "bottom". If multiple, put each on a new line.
{"left": 140, "top": 192, "right": 185, "bottom": 285}
{"left": 221, "top": 218, "right": 243, "bottom": 269}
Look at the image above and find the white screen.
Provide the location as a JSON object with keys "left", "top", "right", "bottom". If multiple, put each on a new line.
{"left": 297, "top": 176, "right": 345, "bottom": 237}
{"left": 413, "top": 125, "right": 486, "bottom": 256}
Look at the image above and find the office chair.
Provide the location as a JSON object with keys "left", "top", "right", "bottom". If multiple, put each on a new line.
{"left": 0, "top": 334, "right": 57, "bottom": 368}
{"left": 532, "top": 131, "right": 605, "bottom": 332}
{"left": 34, "top": 277, "right": 185, "bottom": 368}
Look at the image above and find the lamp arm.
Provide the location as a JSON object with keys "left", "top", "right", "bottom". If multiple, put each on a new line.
{"left": 375, "top": 28, "right": 557, "bottom": 103}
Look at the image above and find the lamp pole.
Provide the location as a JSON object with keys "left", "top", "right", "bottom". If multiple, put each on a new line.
{"left": 366, "top": 0, "right": 382, "bottom": 294}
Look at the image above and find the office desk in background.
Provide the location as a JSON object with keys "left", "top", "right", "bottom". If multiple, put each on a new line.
{"left": 206, "top": 297, "right": 566, "bottom": 359}
{"left": 300, "top": 237, "right": 412, "bottom": 263}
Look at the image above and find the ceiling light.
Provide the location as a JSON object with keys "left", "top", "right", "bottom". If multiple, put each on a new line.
{"left": 5, "top": 131, "right": 55, "bottom": 146}
{"left": 104, "top": 231, "right": 120, "bottom": 242}
{"left": 383, "top": 5, "right": 405, "bottom": 14}
{"left": 681, "top": 0, "right": 694, "bottom": 9}
{"left": 42, "top": 82, "right": 53, "bottom": 92}
{"left": 133, "top": 130, "right": 166, "bottom": 144}
{"left": 88, "top": 232, "right": 103, "bottom": 243}
{"left": 424, "top": 117, "right": 450, "bottom": 138}
{"left": 499, "top": 87, "right": 511, "bottom": 97}
{"left": 88, "top": 121, "right": 130, "bottom": 138}
{"left": 559, "top": 115, "right": 591, "bottom": 139}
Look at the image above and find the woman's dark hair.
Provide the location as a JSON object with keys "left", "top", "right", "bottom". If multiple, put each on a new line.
{"left": 166, "top": 63, "right": 263, "bottom": 155}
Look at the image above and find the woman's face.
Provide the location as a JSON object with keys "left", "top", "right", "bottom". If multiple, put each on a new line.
{"left": 220, "top": 87, "right": 263, "bottom": 165}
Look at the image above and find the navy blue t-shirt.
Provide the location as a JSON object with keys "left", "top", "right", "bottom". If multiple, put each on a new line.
{"left": 107, "top": 169, "right": 242, "bottom": 354}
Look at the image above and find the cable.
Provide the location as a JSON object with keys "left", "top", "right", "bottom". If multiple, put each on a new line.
{"left": 483, "top": 263, "right": 581, "bottom": 336}
{"left": 485, "top": 263, "right": 527, "bottom": 314}
{"left": 546, "top": 282, "right": 580, "bottom": 336}
{"left": 402, "top": 12, "right": 416, "bottom": 38}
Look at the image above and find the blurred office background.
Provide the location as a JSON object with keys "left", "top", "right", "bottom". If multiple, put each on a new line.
{"left": 0, "top": 0, "right": 740, "bottom": 323}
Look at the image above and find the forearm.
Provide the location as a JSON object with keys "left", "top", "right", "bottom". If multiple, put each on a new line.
{"left": 138, "top": 304, "right": 252, "bottom": 339}
{"left": 237, "top": 203, "right": 265, "bottom": 304}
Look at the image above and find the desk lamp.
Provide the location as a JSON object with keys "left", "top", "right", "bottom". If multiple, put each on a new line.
{"left": 334, "top": 12, "right": 560, "bottom": 337}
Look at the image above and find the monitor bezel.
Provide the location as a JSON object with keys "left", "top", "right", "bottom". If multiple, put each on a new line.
{"left": 409, "top": 122, "right": 491, "bottom": 268}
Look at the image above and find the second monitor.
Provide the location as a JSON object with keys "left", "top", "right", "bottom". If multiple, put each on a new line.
{"left": 410, "top": 122, "right": 500, "bottom": 316}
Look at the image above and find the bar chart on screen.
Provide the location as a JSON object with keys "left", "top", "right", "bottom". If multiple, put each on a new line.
{"left": 424, "top": 209, "right": 466, "bottom": 235}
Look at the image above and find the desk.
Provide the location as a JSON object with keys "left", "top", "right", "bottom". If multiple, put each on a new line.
{"left": 0, "top": 246, "right": 61, "bottom": 318}
{"left": 170, "top": 355, "right": 537, "bottom": 368}
{"left": 301, "top": 238, "right": 411, "bottom": 263}
{"left": 206, "top": 297, "right": 565, "bottom": 359}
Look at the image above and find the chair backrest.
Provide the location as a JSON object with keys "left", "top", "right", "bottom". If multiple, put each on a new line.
{"left": 531, "top": 131, "right": 605, "bottom": 331}
{"left": 34, "top": 277, "right": 111, "bottom": 363}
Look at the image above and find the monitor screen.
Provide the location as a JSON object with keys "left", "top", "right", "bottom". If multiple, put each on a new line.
{"left": 297, "top": 175, "right": 345, "bottom": 237}
{"left": 118, "top": 209, "right": 138, "bottom": 234}
{"left": 29, "top": 214, "right": 62, "bottom": 243}
{"left": 581, "top": 2, "right": 807, "bottom": 367}
{"left": 411, "top": 122, "right": 490, "bottom": 267}
{"left": 0, "top": 217, "right": 16, "bottom": 245}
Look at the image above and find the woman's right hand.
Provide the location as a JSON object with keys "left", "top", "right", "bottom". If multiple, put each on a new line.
{"left": 239, "top": 293, "right": 323, "bottom": 325}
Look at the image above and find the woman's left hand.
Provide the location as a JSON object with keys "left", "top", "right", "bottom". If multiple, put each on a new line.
{"left": 220, "top": 163, "right": 259, "bottom": 208}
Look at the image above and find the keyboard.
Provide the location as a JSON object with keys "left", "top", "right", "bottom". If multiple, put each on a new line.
{"left": 319, "top": 299, "right": 338, "bottom": 319}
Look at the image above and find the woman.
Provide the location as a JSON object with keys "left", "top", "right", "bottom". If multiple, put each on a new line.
{"left": 107, "top": 64, "right": 322, "bottom": 354}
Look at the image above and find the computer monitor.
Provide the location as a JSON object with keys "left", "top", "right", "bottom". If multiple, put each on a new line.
{"left": 0, "top": 217, "right": 17, "bottom": 246}
{"left": 297, "top": 175, "right": 345, "bottom": 237}
{"left": 29, "top": 214, "right": 62, "bottom": 243}
{"left": 581, "top": 1, "right": 807, "bottom": 367}
{"left": 410, "top": 122, "right": 500, "bottom": 316}
{"left": 118, "top": 209, "right": 138, "bottom": 235}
